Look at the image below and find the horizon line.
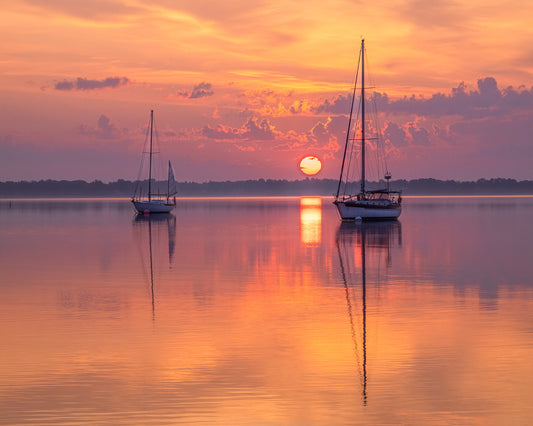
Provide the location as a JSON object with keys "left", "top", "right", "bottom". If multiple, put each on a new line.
{"left": 2, "top": 177, "right": 533, "bottom": 184}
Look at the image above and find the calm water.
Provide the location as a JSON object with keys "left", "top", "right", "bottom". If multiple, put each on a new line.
{"left": 1, "top": 196, "right": 533, "bottom": 425}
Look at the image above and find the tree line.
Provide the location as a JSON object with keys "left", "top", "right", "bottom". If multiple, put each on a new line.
{"left": 1, "top": 177, "right": 533, "bottom": 198}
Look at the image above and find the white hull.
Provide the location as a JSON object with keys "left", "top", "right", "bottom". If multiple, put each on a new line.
{"left": 335, "top": 201, "right": 401, "bottom": 221}
{"left": 132, "top": 200, "right": 175, "bottom": 214}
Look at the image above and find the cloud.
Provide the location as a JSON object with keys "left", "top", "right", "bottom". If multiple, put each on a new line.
{"left": 177, "top": 82, "right": 214, "bottom": 99}
{"left": 55, "top": 77, "right": 129, "bottom": 91}
{"left": 202, "top": 116, "right": 276, "bottom": 141}
{"left": 200, "top": 114, "right": 343, "bottom": 158}
{"left": 376, "top": 77, "right": 533, "bottom": 118}
{"left": 306, "top": 78, "right": 533, "bottom": 157}
{"left": 396, "top": 0, "right": 468, "bottom": 30}
{"left": 237, "top": 89, "right": 313, "bottom": 117}
{"left": 78, "top": 115, "right": 125, "bottom": 139}
{"left": 313, "top": 77, "right": 533, "bottom": 120}
{"left": 307, "top": 116, "right": 346, "bottom": 147}
{"left": 202, "top": 124, "right": 240, "bottom": 140}
{"left": 169, "top": 76, "right": 533, "bottom": 178}
{"left": 313, "top": 93, "right": 352, "bottom": 115}
{"left": 407, "top": 121, "right": 431, "bottom": 146}
{"left": 19, "top": 0, "right": 141, "bottom": 22}
{"left": 381, "top": 119, "right": 432, "bottom": 150}
{"left": 384, "top": 122, "right": 408, "bottom": 147}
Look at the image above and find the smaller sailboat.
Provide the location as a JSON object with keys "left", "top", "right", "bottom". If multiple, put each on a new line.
{"left": 334, "top": 39, "right": 402, "bottom": 221}
{"left": 132, "top": 110, "right": 177, "bottom": 214}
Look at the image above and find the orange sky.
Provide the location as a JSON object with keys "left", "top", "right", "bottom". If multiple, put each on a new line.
{"left": 1, "top": 0, "right": 533, "bottom": 182}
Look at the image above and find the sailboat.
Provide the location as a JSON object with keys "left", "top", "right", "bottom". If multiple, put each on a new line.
{"left": 334, "top": 40, "right": 402, "bottom": 221}
{"left": 132, "top": 110, "right": 177, "bottom": 214}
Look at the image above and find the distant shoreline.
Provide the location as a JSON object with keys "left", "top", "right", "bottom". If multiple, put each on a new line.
{"left": 1, "top": 178, "right": 533, "bottom": 198}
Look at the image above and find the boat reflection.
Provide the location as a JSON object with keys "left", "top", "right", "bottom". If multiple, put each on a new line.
{"left": 336, "top": 220, "right": 402, "bottom": 405}
{"left": 300, "top": 197, "right": 322, "bottom": 246}
{"left": 133, "top": 213, "right": 176, "bottom": 319}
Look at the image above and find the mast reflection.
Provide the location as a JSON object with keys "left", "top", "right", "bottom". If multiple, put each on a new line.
{"left": 336, "top": 221, "right": 402, "bottom": 405}
{"left": 133, "top": 213, "right": 176, "bottom": 320}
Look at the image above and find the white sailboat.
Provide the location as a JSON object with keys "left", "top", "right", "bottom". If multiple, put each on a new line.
{"left": 132, "top": 110, "right": 177, "bottom": 214}
{"left": 334, "top": 40, "right": 402, "bottom": 221}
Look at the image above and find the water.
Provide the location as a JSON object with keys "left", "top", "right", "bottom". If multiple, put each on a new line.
{"left": 1, "top": 196, "right": 532, "bottom": 425}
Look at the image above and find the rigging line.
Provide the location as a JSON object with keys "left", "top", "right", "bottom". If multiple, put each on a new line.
{"left": 154, "top": 121, "right": 163, "bottom": 198}
{"left": 369, "top": 95, "right": 387, "bottom": 181}
{"left": 366, "top": 51, "right": 390, "bottom": 179}
{"left": 134, "top": 117, "right": 152, "bottom": 197}
{"left": 347, "top": 98, "right": 363, "bottom": 196}
{"left": 336, "top": 47, "right": 362, "bottom": 198}
{"left": 148, "top": 113, "right": 168, "bottom": 198}
{"left": 342, "top": 94, "right": 363, "bottom": 198}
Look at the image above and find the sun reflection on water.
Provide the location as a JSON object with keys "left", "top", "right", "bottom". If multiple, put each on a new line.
{"left": 300, "top": 197, "right": 322, "bottom": 246}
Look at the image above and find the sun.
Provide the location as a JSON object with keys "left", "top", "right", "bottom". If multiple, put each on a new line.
{"left": 299, "top": 156, "right": 322, "bottom": 176}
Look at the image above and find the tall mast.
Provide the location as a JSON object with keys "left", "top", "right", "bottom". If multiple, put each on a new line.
{"left": 336, "top": 66, "right": 358, "bottom": 198}
{"left": 148, "top": 109, "right": 153, "bottom": 202}
{"left": 360, "top": 39, "right": 366, "bottom": 195}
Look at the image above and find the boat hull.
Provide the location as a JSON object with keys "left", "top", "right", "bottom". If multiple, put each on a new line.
{"left": 132, "top": 200, "right": 175, "bottom": 214}
{"left": 334, "top": 200, "right": 401, "bottom": 221}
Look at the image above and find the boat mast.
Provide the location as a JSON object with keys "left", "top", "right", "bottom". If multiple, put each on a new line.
{"left": 360, "top": 39, "right": 366, "bottom": 195}
{"left": 148, "top": 110, "right": 153, "bottom": 202}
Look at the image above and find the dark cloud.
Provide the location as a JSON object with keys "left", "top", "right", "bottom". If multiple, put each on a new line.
{"left": 313, "top": 77, "right": 533, "bottom": 119}
{"left": 243, "top": 117, "right": 275, "bottom": 140}
{"left": 384, "top": 122, "right": 408, "bottom": 147}
{"left": 78, "top": 115, "right": 124, "bottom": 139}
{"left": 307, "top": 116, "right": 346, "bottom": 148}
{"left": 202, "top": 125, "right": 239, "bottom": 140}
{"left": 55, "top": 80, "right": 75, "bottom": 91}
{"left": 310, "top": 121, "right": 328, "bottom": 143}
{"left": 289, "top": 100, "right": 306, "bottom": 114}
{"left": 209, "top": 76, "right": 532, "bottom": 159}
{"left": 313, "top": 93, "right": 352, "bottom": 115}
{"left": 55, "top": 77, "right": 129, "bottom": 91}
{"left": 201, "top": 113, "right": 346, "bottom": 158}
{"left": 178, "top": 82, "right": 214, "bottom": 99}
{"left": 407, "top": 122, "right": 430, "bottom": 146}
{"left": 190, "top": 82, "right": 214, "bottom": 99}
{"left": 202, "top": 117, "right": 275, "bottom": 141}
{"left": 376, "top": 77, "right": 533, "bottom": 118}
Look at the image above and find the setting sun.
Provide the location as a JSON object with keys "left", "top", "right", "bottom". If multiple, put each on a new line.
{"left": 299, "top": 156, "right": 322, "bottom": 176}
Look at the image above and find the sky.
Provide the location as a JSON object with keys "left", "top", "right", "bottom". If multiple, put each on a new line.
{"left": 1, "top": 0, "right": 532, "bottom": 182}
